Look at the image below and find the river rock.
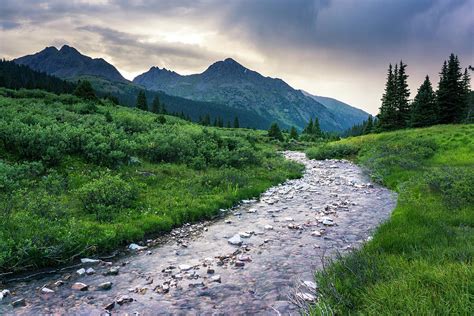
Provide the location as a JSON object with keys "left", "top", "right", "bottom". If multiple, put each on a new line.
{"left": 76, "top": 268, "right": 86, "bottom": 276}
{"left": 234, "top": 261, "right": 245, "bottom": 267}
{"left": 97, "top": 282, "right": 113, "bottom": 290}
{"left": 239, "top": 232, "right": 251, "bottom": 238}
{"left": 116, "top": 295, "right": 133, "bottom": 305}
{"left": 264, "top": 225, "right": 274, "bottom": 230}
{"left": 41, "top": 287, "right": 55, "bottom": 294}
{"left": 311, "top": 230, "right": 322, "bottom": 237}
{"left": 128, "top": 243, "right": 147, "bottom": 251}
{"left": 302, "top": 280, "right": 318, "bottom": 290}
{"left": 0, "top": 289, "right": 10, "bottom": 301}
{"left": 247, "top": 208, "right": 257, "bottom": 213}
{"left": 179, "top": 264, "right": 192, "bottom": 272}
{"left": 296, "top": 292, "right": 316, "bottom": 302}
{"left": 71, "top": 283, "right": 89, "bottom": 291}
{"left": 80, "top": 258, "right": 101, "bottom": 264}
{"left": 228, "top": 234, "right": 243, "bottom": 246}
{"left": 86, "top": 268, "right": 95, "bottom": 275}
{"left": 210, "top": 275, "right": 221, "bottom": 283}
{"left": 11, "top": 298, "right": 26, "bottom": 308}
{"left": 104, "top": 267, "right": 120, "bottom": 276}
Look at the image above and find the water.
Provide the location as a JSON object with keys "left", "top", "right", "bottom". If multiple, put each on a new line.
{"left": 0, "top": 152, "right": 396, "bottom": 315}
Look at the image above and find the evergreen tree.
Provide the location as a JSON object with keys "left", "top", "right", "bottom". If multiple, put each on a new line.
{"left": 268, "top": 123, "right": 284, "bottom": 141}
{"left": 437, "top": 54, "right": 468, "bottom": 123}
{"left": 395, "top": 61, "right": 410, "bottom": 127}
{"left": 203, "top": 114, "right": 211, "bottom": 126}
{"left": 289, "top": 126, "right": 299, "bottom": 140}
{"left": 303, "top": 118, "right": 314, "bottom": 135}
{"left": 217, "top": 116, "right": 224, "bottom": 127}
{"left": 233, "top": 116, "right": 240, "bottom": 128}
{"left": 136, "top": 90, "right": 147, "bottom": 111}
{"left": 226, "top": 121, "right": 231, "bottom": 128}
{"left": 151, "top": 96, "right": 161, "bottom": 113}
{"left": 313, "top": 117, "right": 322, "bottom": 137}
{"left": 377, "top": 64, "right": 398, "bottom": 131}
{"left": 410, "top": 76, "right": 438, "bottom": 127}
{"left": 161, "top": 103, "right": 167, "bottom": 114}
{"left": 213, "top": 117, "right": 218, "bottom": 127}
{"left": 74, "top": 80, "right": 97, "bottom": 101}
{"left": 363, "top": 115, "right": 374, "bottom": 134}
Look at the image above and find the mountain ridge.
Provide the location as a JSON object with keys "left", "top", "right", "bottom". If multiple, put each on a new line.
{"left": 14, "top": 45, "right": 128, "bottom": 83}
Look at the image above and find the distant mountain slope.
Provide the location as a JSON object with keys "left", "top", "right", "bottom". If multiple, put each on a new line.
{"left": 0, "top": 59, "right": 76, "bottom": 94}
{"left": 301, "top": 91, "right": 370, "bottom": 128}
{"left": 14, "top": 45, "right": 128, "bottom": 83}
{"left": 79, "top": 75, "right": 273, "bottom": 129}
{"left": 134, "top": 58, "right": 347, "bottom": 131}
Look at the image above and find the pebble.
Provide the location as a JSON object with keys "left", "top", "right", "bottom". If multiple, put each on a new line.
{"left": 234, "top": 261, "right": 245, "bottom": 267}
{"left": 129, "top": 243, "right": 147, "bottom": 251}
{"left": 97, "top": 282, "right": 113, "bottom": 290}
{"left": 11, "top": 298, "right": 26, "bottom": 308}
{"left": 228, "top": 234, "right": 243, "bottom": 246}
{"left": 86, "top": 268, "right": 95, "bottom": 275}
{"left": 179, "top": 264, "right": 192, "bottom": 272}
{"left": 210, "top": 275, "right": 221, "bottom": 283}
{"left": 116, "top": 295, "right": 133, "bottom": 305}
{"left": 0, "top": 289, "right": 10, "bottom": 301}
{"left": 104, "top": 267, "right": 120, "bottom": 276}
{"left": 71, "top": 283, "right": 89, "bottom": 291}
{"left": 296, "top": 292, "right": 316, "bottom": 302}
{"left": 311, "top": 231, "right": 322, "bottom": 237}
{"left": 264, "top": 225, "right": 274, "bottom": 230}
{"left": 76, "top": 268, "right": 86, "bottom": 276}
{"left": 239, "top": 232, "right": 251, "bottom": 238}
{"left": 41, "top": 287, "right": 55, "bottom": 294}
{"left": 80, "top": 258, "right": 101, "bottom": 264}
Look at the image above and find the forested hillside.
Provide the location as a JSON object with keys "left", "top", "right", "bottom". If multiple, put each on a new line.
{"left": 0, "top": 88, "right": 302, "bottom": 272}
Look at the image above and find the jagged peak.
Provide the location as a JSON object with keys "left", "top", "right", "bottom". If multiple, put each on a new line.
{"left": 59, "top": 45, "right": 80, "bottom": 54}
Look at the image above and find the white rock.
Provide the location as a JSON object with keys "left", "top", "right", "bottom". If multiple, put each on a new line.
{"left": 41, "top": 287, "right": 55, "bottom": 294}
{"left": 322, "top": 217, "right": 334, "bottom": 226}
{"left": 128, "top": 243, "right": 146, "bottom": 251}
{"left": 284, "top": 217, "right": 294, "bottom": 222}
{"left": 247, "top": 208, "right": 257, "bottom": 213}
{"left": 264, "top": 225, "right": 274, "bottom": 230}
{"left": 311, "top": 231, "right": 322, "bottom": 237}
{"left": 179, "top": 264, "right": 192, "bottom": 272}
{"left": 76, "top": 268, "right": 86, "bottom": 276}
{"left": 228, "top": 234, "right": 243, "bottom": 246}
{"left": 210, "top": 275, "right": 221, "bottom": 283}
{"left": 80, "top": 258, "right": 101, "bottom": 264}
{"left": 238, "top": 232, "right": 251, "bottom": 238}
{"left": 86, "top": 268, "right": 95, "bottom": 275}
{"left": 0, "top": 289, "right": 11, "bottom": 301}
{"left": 296, "top": 292, "right": 316, "bottom": 302}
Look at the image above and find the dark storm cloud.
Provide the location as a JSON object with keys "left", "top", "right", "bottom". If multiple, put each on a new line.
{"left": 1, "top": 0, "right": 472, "bottom": 113}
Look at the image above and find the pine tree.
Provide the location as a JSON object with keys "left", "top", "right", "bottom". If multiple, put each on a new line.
{"left": 303, "top": 118, "right": 314, "bottom": 134}
{"left": 395, "top": 61, "right": 410, "bottom": 127}
{"left": 136, "top": 91, "right": 147, "bottom": 111}
{"left": 203, "top": 114, "right": 211, "bottom": 126}
{"left": 289, "top": 126, "right": 299, "bottom": 140}
{"left": 363, "top": 116, "right": 374, "bottom": 134}
{"left": 233, "top": 116, "right": 240, "bottom": 128}
{"left": 461, "top": 68, "right": 472, "bottom": 121}
{"left": 213, "top": 117, "right": 218, "bottom": 127}
{"left": 437, "top": 54, "right": 468, "bottom": 123}
{"left": 74, "top": 80, "right": 97, "bottom": 101}
{"left": 151, "top": 96, "right": 161, "bottom": 113}
{"left": 218, "top": 116, "right": 224, "bottom": 127}
{"left": 226, "top": 121, "right": 231, "bottom": 128}
{"left": 377, "top": 64, "right": 398, "bottom": 131}
{"left": 313, "top": 117, "right": 322, "bottom": 137}
{"left": 268, "top": 123, "right": 284, "bottom": 141}
{"left": 410, "top": 76, "right": 438, "bottom": 127}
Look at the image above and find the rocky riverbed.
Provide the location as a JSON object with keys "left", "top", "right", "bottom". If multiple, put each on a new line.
{"left": 0, "top": 152, "right": 396, "bottom": 315}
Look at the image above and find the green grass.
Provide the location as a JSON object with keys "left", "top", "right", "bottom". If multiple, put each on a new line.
{"left": 307, "top": 124, "right": 474, "bottom": 315}
{"left": 0, "top": 88, "right": 303, "bottom": 272}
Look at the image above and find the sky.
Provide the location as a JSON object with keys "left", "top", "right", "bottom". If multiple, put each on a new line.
{"left": 0, "top": 0, "right": 473, "bottom": 114}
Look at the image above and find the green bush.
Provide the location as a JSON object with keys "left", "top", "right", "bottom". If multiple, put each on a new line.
{"left": 425, "top": 167, "right": 474, "bottom": 209}
{"left": 306, "top": 143, "right": 360, "bottom": 160}
{"left": 78, "top": 175, "right": 138, "bottom": 221}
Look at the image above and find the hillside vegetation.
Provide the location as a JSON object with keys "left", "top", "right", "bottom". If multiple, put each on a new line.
{"left": 0, "top": 88, "right": 303, "bottom": 273}
{"left": 307, "top": 125, "right": 473, "bottom": 314}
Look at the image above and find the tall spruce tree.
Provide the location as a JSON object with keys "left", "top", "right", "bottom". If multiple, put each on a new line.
{"left": 377, "top": 64, "right": 398, "bottom": 131}
{"left": 363, "top": 115, "right": 374, "bottom": 134}
{"left": 136, "top": 91, "right": 147, "bottom": 111}
{"left": 410, "top": 75, "right": 437, "bottom": 127}
{"left": 74, "top": 80, "right": 97, "bottom": 101}
{"left": 151, "top": 96, "right": 161, "bottom": 113}
{"left": 289, "top": 126, "right": 299, "bottom": 140}
{"left": 268, "top": 123, "right": 284, "bottom": 141}
{"left": 233, "top": 116, "right": 240, "bottom": 128}
{"left": 437, "top": 54, "right": 468, "bottom": 123}
{"left": 395, "top": 61, "right": 410, "bottom": 127}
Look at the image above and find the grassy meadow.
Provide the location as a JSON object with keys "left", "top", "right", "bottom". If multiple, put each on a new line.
{"left": 307, "top": 124, "right": 474, "bottom": 314}
{"left": 0, "top": 88, "right": 303, "bottom": 273}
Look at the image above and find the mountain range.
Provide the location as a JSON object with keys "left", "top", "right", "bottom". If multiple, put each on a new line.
{"left": 13, "top": 45, "right": 369, "bottom": 131}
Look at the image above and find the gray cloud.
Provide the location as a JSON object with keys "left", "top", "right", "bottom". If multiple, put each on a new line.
{"left": 0, "top": 0, "right": 472, "bottom": 113}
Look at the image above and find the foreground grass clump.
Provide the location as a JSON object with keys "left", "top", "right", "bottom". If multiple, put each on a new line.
{"left": 0, "top": 88, "right": 303, "bottom": 272}
{"left": 307, "top": 124, "right": 474, "bottom": 315}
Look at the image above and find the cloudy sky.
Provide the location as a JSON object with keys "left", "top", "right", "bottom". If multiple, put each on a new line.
{"left": 0, "top": 0, "right": 473, "bottom": 114}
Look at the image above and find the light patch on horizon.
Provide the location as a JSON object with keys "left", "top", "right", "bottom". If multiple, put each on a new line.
{"left": 0, "top": 0, "right": 472, "bottom": 115}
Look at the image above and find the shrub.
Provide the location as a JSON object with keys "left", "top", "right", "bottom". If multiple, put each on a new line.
{"left": 78, "top": 175, "right": 137, "bottom": 221}
{"left": 307, "top": 143, "right": 360, "bottom": 160}
{"left": 425, "top": 167, "right": 474, "bottom": 208}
